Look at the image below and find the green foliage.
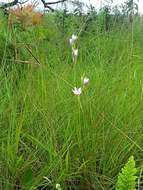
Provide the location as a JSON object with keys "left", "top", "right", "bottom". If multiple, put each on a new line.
{"left": 21, "top": 168, "right": 33, "bottom": 189}
{"left": 116, "top": 156, "right": 137, "bottom": 190}
{"left": 0, "top": 8, "right": 143, "bottom": 190}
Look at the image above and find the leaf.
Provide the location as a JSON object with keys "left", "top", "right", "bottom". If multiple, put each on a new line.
{"left": 116, "top": 156, "right": 137, "bottom": 190}
{"left": 22, "top": 168, "right": 33, "bottom": 188}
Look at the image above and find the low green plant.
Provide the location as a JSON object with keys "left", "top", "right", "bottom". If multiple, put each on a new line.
{"left": 116, "top": 156, "right": 137, "bottom": 190}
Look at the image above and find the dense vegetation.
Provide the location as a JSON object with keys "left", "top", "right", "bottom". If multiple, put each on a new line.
{"left": 0, "top": 1, "right": 143, "bottom": 189}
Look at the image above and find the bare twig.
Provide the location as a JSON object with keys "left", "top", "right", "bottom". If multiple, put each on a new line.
{"left": 0, "top": 0, "right": 68, "bottom": 11}
{"left": 0, "top": 0, "right": 18, "bottom": 9}
{"left": 18, "top": 0, "right": 29, "bottom": 5}
{"left": 47, "top": 0, "right": 67, "bottom": 5}
{"left": 14, "top": 60, "right": 40, "bottom": 66}
{"left": 25, "top": 45, "right": 41, "bottom": 66}
{"left": 41, "top": 0, "right": 67, "bottom": 10}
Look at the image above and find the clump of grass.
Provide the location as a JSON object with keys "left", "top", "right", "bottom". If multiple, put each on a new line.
{"left": 0, "top": 12, "right": 143, "bottom": 190}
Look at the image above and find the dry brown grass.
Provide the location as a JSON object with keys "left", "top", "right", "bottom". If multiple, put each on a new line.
{"left": 8, "top": 3, "right": 43, "bottom": 28}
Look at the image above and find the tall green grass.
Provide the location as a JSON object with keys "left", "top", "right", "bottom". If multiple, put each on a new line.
{"left": 0, "top": 12, "right": 143, "bottom": 189}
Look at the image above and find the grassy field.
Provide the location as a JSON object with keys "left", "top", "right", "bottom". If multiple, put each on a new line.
{"left": 0, "top": 10, "right": 143, "bottom": 189}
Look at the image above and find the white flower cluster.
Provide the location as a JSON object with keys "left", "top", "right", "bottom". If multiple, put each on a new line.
{"left": 72, "top": 87, "right": 82, "bottom": 96}
{"left": 69, "top": 34, "right": 78, "bottom": 45}
{"left": 72, "top": 77, "right": 90, "bottom": 96}
{"left": 69, "top": 34, "right": 78, "bottom": 62}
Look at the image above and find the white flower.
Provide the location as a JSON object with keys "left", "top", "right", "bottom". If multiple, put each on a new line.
{"left": 72, "top": 34, "right": 78, "bottom": 41}
{"left": 72, "top": 87, "right": 82, "bottom": 96}
{"left": 72, "top": 48, "right": 78, "bottom": 57}
{"left": 83, "top": 77, "right": 89, "bottom": 85}
{"left": 72, "top": 48, "right": 78, "bottom": 62}
{"left": 69, "top": 34, "right": 78, "bottom": 45}
{"left": 69, "top": 38, "right": 74, "bottom": 45}
{"left": 56, "top": 184, "right": 61, "bottom": 190}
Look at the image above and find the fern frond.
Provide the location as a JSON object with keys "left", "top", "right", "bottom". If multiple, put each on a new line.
{"left": 116, "top": 156, "right": 137, "bottom": 190}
